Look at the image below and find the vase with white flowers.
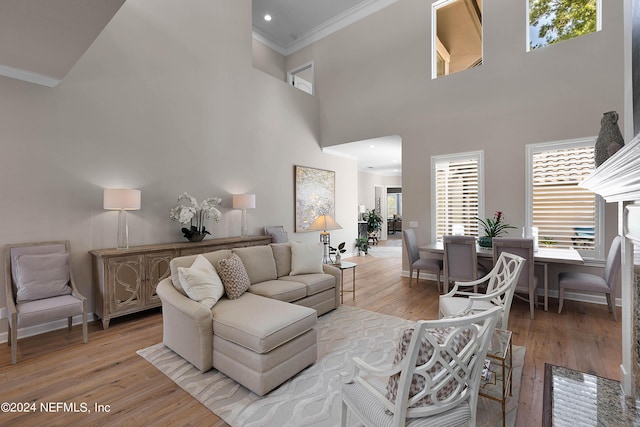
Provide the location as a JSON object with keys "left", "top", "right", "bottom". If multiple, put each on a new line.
{"left": 170, "top": 193, "right": 222, "bottom": 242}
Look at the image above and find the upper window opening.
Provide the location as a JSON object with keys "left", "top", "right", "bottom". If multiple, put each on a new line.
{"left": 432, "top": 0, "right": 483, "bottom": 79}
{"left": 288, "top": 62, "right": 314, "bottom": 95}
{"left": 527, "top": 0, "right": 601, "bottom": 51}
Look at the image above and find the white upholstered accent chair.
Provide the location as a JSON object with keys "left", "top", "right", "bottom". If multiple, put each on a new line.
{"left": 340, "top": 306, "right": 502, "bottom": 427}
{"left": 439, "top": 252, "right": 525, "bottom": 330}
{"left": 443, "top": 235, "right": 488, "bottom": 293}
{"left": 558, "top": 235, "right": 622, "bottom": 321}
{"left": 5, "top": 241, "right": 88, "bottom": 364}
{"left": 492, "top": 238, "right": 539, "bottom": 319}
{"left": 403, "top": 229, "right": 443, "bottom": 290}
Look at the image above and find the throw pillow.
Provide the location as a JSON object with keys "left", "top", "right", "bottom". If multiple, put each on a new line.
{"left": 290, "top": 241, "right": 323, "bottom": 276}
{"left": 15, "top": 253, "right": 72, "bottom": 303}
{"left": 384, "top": 323, "right": 474, "bottom": 410}
{"left": 217, "top": 253, "right": 251, "bottom": 300}
{"left": 269, "top": 230, "right": 289, "bottom": 243}
{"left": 177, "top": 255, "right": 224, "bottom": 309}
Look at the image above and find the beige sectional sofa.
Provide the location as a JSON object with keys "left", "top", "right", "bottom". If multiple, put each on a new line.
{"left": 156, "top": 243, "right": 340, "bottom": 396}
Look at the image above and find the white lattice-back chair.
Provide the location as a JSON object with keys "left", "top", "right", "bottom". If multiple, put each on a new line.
{"left": 340, "top": 306, "right": 502, "bottom": 427}
{"left": 439, "top": 252, "right": 525, "bottom": 330}
{"left": 5, "top": 241, "right": 88, "bottom": 364}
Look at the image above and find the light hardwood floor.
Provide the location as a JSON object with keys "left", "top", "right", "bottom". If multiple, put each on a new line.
{"left": 0, "top": 250, "right": 621, "bottom": 426}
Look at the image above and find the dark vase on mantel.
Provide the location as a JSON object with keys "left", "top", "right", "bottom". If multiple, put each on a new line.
{"left": 595, "top": 111, "right": 625, "bottom": 167}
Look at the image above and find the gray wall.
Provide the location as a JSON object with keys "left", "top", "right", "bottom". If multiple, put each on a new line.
{"left": 0, "top": 0, "right": 358, "bottom": 333}
{"left": 295, "top": 0, "right": 624, "bottom": 293}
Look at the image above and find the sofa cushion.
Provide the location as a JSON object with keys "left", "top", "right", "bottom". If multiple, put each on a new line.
{"left": 217, "top": 253, "right": 251, "bottom": 300}
{"left": 211, "top": 292, "right": 317, "bottom": 354}
{"left": 170, "top": 250, "right": 232, "bottom": 295}
{"left": 278, "top": 273, "right": 335, "bottom": 296}
{"left": 290, "top": 241, "right": 323, "bottom": 276}
{"left": 270, "top": 243, "right": 292, "bottom": 277}
{"left": 233, "top": 246, "right": 278, "bottom": 284}
{"left": 177, "top": 255, "right": 224, "bottom": 309}
{"left": 249, "top": 280, "right": 307, "bottom": 303}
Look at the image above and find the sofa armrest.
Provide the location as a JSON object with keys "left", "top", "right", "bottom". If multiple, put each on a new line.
{"left": 323, "top": 264, "right": 341, "bottom": 308}
{"left": 156, "top": 278, "right": 214, "bottom": 372}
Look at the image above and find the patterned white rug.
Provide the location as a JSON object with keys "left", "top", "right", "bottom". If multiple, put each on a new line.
{"left": 138, "top": 306, "right": 524, "bottom": 426}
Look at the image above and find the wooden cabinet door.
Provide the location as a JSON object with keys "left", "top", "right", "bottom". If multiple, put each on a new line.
{"left": 107, "top": 255, "right": 144, "bottom": 315}
{"left": 145, "top": 251, "right": 174, "bottom": 305}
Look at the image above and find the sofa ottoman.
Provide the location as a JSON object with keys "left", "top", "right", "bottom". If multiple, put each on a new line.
{"left": 211, "top": 292, "right": 318, "bottom": 396}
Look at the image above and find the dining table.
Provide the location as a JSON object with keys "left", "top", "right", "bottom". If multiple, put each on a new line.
{"left": 419, "top": 242, "right": 584, "bottom": 312}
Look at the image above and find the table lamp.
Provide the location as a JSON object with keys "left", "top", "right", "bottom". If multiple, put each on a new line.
{"left": 104, "top": 189, "right": 141, "bottom": 249}
{"left": 233, "top": 194, "right": 256, "bottom": 237}
{"left": 307, "top": 214, "right": 342, "bottom": 263}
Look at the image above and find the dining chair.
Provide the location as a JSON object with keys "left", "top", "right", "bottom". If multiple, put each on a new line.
{"left": 5, "top": 240, "right": 88, "bottom": 364}
{"left": 439, "top": 251, "right": 526, "bottom": 330}
{"left": 403, "top": 229, "right": 443, "bottom": 290}
{"left": 443, "top": 235, "right": 488, "bottom": 293}
{"left": 492, "top": 237, "right": 538, "bottom": 319}
{"left": 341, "top": 306, "right": 502, "bottom": 427}
{"left": 558, "top": 235, "right": 622, "bottom": 321}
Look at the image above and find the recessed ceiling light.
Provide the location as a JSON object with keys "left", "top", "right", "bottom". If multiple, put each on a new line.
{"left": 369, "top": 145, "right": 375, "bottom": 149}
{"left": 264, "top": 14, "right": 272, "bottom": 22}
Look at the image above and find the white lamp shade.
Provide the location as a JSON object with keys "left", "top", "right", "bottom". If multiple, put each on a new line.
{"left": 233, "top": 194, "right": 256, "bottom": 209}
{"left": 103, "top": 189, "right": 141, "bottom": 210}
{"left": 307, "top": 214, "right": 342, "bottom": 231}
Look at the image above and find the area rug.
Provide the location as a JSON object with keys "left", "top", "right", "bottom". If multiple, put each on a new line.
{"left": 366, "top": 245, "right": 402, "bottom": 258}
{"left": 138, "top": 306, "right": 524, "bottom": 427}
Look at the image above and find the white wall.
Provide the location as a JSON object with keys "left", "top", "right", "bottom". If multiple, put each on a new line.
{"left": 298, "top": 0, "right": 624, "bottom": 292}
{"left": 0, "top": 0, "right": 358, "bottom": 333}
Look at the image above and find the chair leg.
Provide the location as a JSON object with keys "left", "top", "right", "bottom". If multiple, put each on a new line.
{"left": 529, "top": 287, "right": 535, "bottom": 320}
{"left": 437, "top": 270, "right": 442, "bottom": 293}
{"left": 558, "top": 288, "right": 565, "bottom": 314}
{"left": 606, "top": 294, "right": 618, "bottom": 322}
{"left": 416, "top": 270, "right": 420, "bottom": 285}
{"left": 341, "top": 401, "right": 348, "bottom": 427}
{"left": 82, "top": 311, "right": 88, "bottom": 343}
{"left": 408, "top": 267, "right": 413, "bottom": 287}
{"left": 10, "top": 317, "right": 18, "bottom": 364}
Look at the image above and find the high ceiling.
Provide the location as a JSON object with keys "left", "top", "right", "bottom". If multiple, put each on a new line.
{"left": 252, "top": 0, "right": 395, "bottom": 55}
{"left": 252, "top": 0, "right": 403, "bottom": 176}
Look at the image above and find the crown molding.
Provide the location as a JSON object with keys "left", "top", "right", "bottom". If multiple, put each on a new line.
{"left": 0, "top": 64, "right": 60, "bottom": 87}
{"left": 253, "top": 0, "right": 400, "bottom": 57}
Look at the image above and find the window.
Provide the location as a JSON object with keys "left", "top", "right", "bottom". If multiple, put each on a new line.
{"left": 526, "top": 138, "right": 603, "bottom": 259}
{"left": 431, "top": 151, "right": 484, "bottom": 241}
{"left": 288, "top": 62, "right": 314, "bottom": 95}
{"left": 527, "top": 0, "right": 601, "bottom": 51}
{"left": 387, "top": 189, "right": 402, "bottom": 218}
{"left": 432, "top": 0, "right": 483, "bottom": 79}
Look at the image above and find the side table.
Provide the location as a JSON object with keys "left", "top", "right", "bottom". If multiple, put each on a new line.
{"left": 479, "top": 328, "right": 512, "bottom": 427}
{"left": 333, "top": 261, "right": 356, "bottom": 303}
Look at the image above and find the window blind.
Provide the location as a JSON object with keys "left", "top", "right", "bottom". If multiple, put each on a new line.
{"left": 531, "top": 146, "right": 596, "bottom": 251}
{"left": 434, "top": 157, "right": 479, "bottom": 240}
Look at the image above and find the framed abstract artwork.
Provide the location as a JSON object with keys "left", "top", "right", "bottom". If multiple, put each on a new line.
{"left": 294, "top": 165, "right": 335, "bottom": 232}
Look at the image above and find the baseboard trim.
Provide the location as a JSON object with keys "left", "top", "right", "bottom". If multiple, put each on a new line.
{"left": 0, "top": 313, "right": 96, "bottom": 344}
{"left": 401, "top": 270, "right": 621, "bottom": 308}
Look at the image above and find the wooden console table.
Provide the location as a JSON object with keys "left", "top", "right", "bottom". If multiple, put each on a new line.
{"left": 90, "top": 235, "right": 271, "bottom": 329}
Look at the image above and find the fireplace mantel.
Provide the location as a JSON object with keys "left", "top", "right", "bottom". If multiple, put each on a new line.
{"left": 581, "top": 134, "right": 640, "bottom": 397}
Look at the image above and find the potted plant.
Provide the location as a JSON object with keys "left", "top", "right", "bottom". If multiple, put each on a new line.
{"left": 354, "top": 237, "right": 369, "bottom": 256}
{"left": 170, "top": 193, "right": 222, "bottom": 242}
{"left": 363, "top": 209, "right": 383, "bottom": 242}
{"left": 329, "top": 242, "right": 346, "bottom": 264}
{"left": 475, "top": 211, "right": 516, "bottom": 248}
